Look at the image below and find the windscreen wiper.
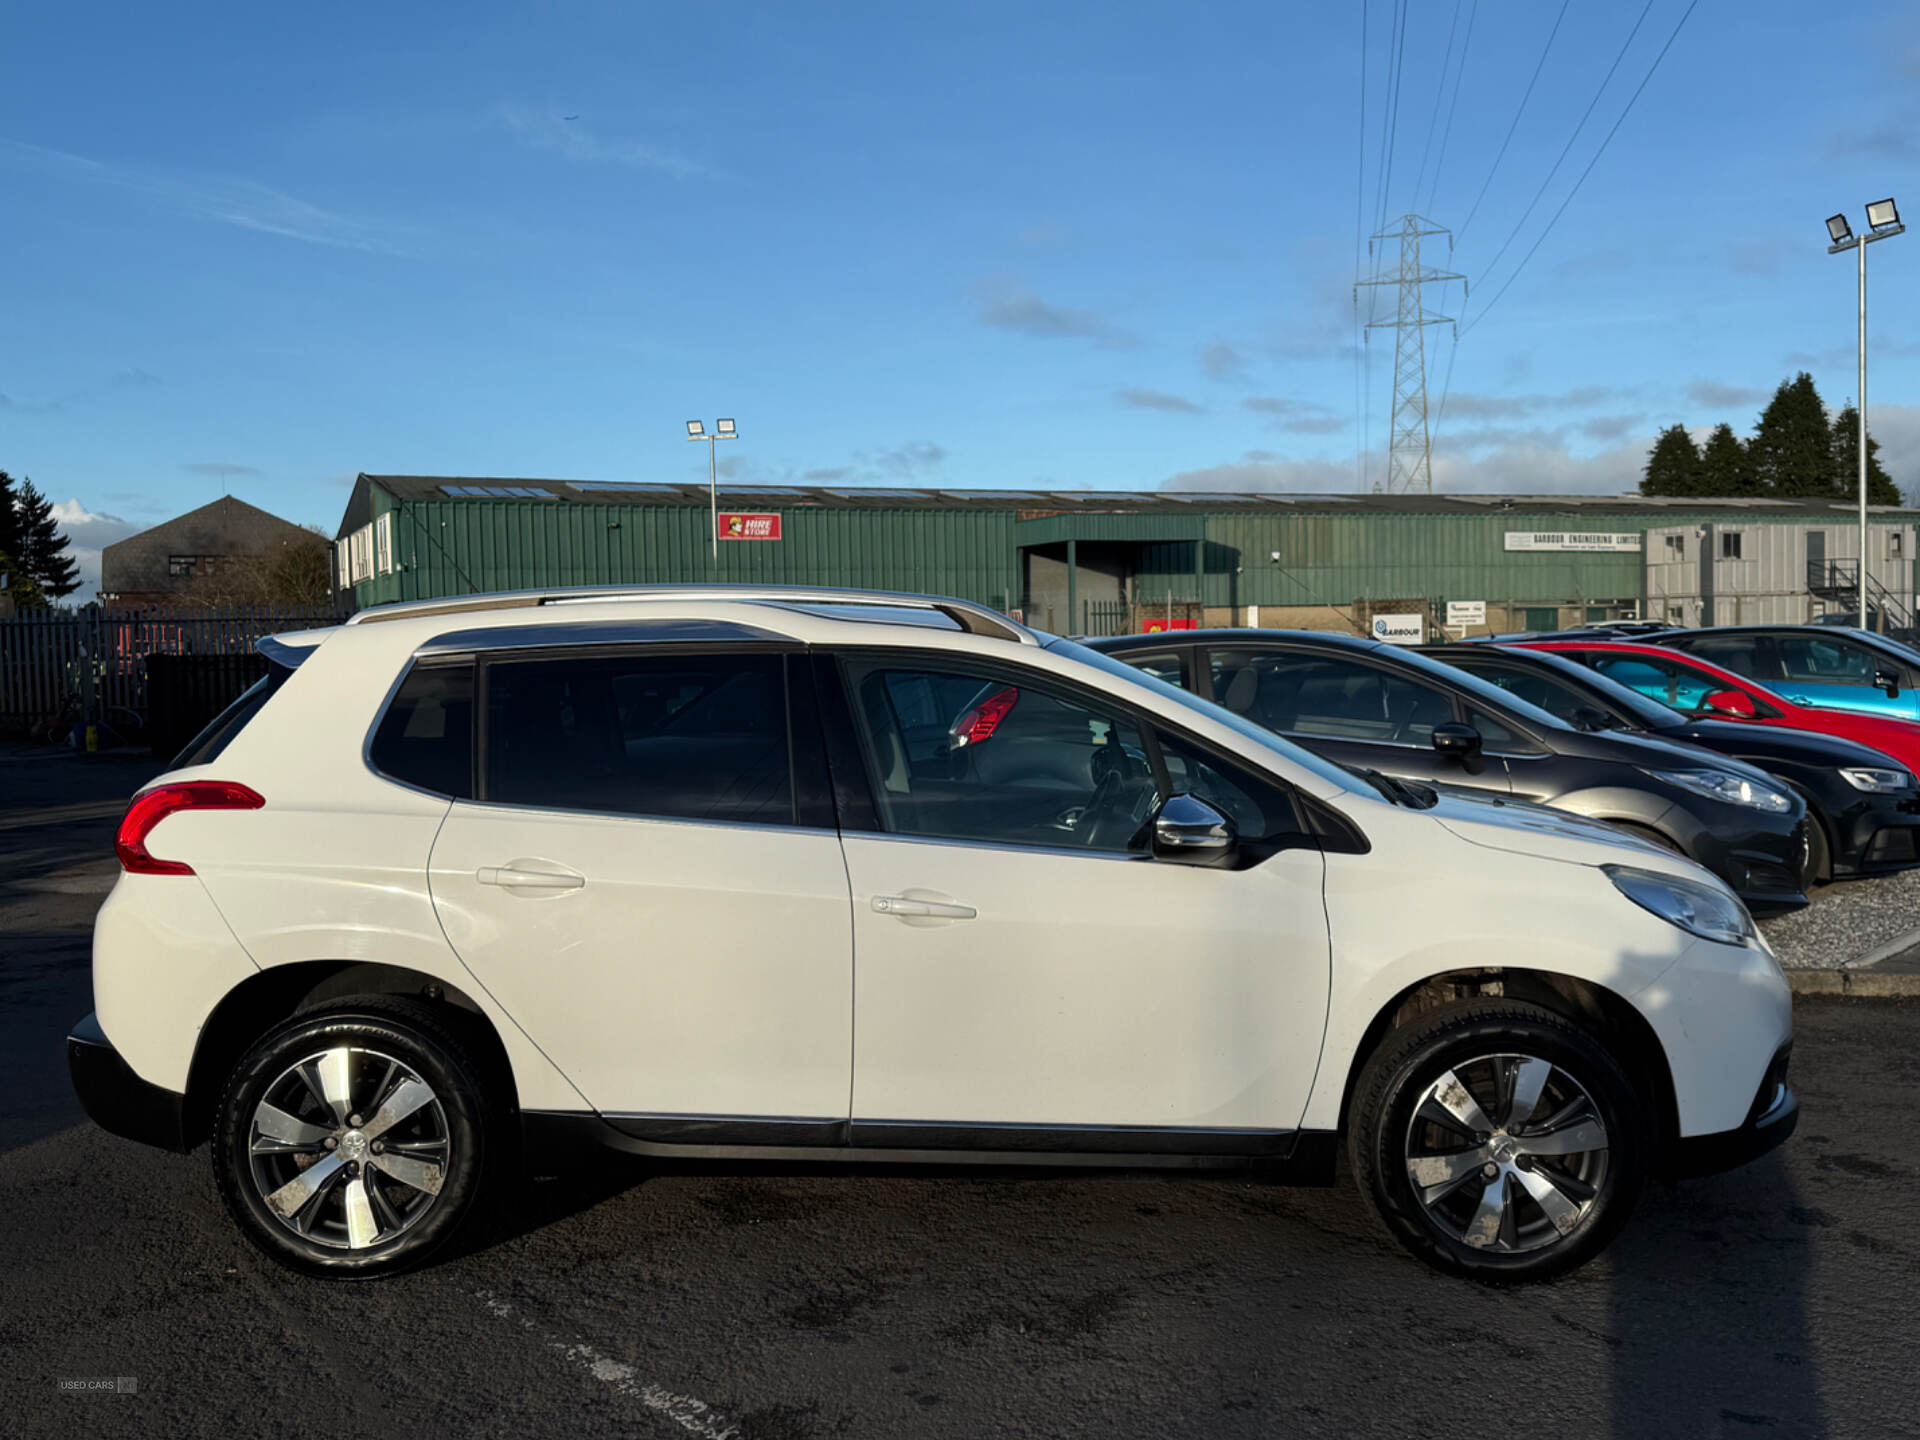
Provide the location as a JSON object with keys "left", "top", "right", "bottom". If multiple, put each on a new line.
{"left": 1347, "top": 765, "right": 1438, "bottom": 809}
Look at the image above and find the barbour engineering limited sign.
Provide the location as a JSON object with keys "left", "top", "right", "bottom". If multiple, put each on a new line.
{"left": 1503, "top": 532, "right": 1643, "bottom": 553}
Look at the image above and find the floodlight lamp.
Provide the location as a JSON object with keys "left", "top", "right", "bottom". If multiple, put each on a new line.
{"left": 686, "top": 420, "right": 705, "bottom": 437}
{"left": 1867, "top": 197, "right": 1901, "bottom": 231}
{"left": 1827, "top": 213, "right": 1853, "bottom": 245}
{"left": 716, "top": 418, "right": 737, "bottom": 436}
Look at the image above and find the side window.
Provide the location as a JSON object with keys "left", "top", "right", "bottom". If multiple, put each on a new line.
{"left": 483, "top": 651, "right": 791, "bottom": 824}
{"left": 1451, "top": 664, "right": 1605, "bottom": 733}
{"left": 840, "top": 657, "right": 1157, "bottom": 853}
{"left": 1777, "top": 636, "right": 1875, "bottom": 686}
{"left": 1466, "top": 707, "right": 1546, "bottom": 756}
{"left": 1586, "top": 654, "right": 1711, "bottom": 712}
{"left": 1121, "top": 650, "right": 1189, "bottom": 690}
{"left": 1155, "top": 731, "right": 1297, "bottom": 841}
{"left": 371, "top": 663, "right": 474, "bottom": 799}
{"left": 1210, "top": 648, "right": 1454, "bottom": 747}
{"left": 1686, "top": 634, "right": 1767, "bottom": 679}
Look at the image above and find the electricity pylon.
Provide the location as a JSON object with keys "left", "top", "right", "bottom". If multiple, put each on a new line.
{"left": 1356, "top": 215, "right": 1465, "bottom": 494}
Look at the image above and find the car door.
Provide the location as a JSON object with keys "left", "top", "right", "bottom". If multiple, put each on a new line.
{"left": 1201, "top": 643, "right": 1513, "bottom": 796}
{"left": 425, "top": 644, "right": 854, "bottom": 1135}
{"left": 823, "top": 649, "right": 1329, "bottom": 1149}
{"left": 1768, "top": 633, "right": 1920, "bottom": 720}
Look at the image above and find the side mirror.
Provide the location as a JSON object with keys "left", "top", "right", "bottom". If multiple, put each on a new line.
{"left": 1570, "top": 706, "right": 1615, "bottom": 732}
{"left": 1152, "top": 793, "right": 1238, "bottom": 868}
{"left": 1704, "top": 688, "right": 1757, "bottom": 718}
{"left": 1874, "top": 667, "right": 1901, "bottom": 698}
{"left": 1431, "top": 721, "right": 1483, "bottom": 774}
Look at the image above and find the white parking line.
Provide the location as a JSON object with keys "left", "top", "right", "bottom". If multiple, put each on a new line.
{"left": 476, "top": 1290, "right": 741, "bottom": 1439}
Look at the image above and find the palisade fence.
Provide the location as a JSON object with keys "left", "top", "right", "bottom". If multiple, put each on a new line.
{"left": 0, "top": 605, "right": 345, "bottom": 752}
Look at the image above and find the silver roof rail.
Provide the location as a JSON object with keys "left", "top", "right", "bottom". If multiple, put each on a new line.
{"left": 347, "top": 584, "right": 1039, "bottom": 645}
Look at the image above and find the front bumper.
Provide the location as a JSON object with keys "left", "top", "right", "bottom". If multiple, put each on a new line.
{"left": 1686, "top": 813, "right": 1809, "bottom": 915}
{"left": 67, "top": 1012, "right": 190, "bottom": 1153}
{"left": 1667, "top": 1044, "right": 1798, "bottom": 1178}
{"left": 1830, "top": 788, "right": 1920, "bottom": 877}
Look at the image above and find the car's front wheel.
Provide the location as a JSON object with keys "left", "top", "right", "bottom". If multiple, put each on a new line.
{"left": 211, "top": 998, "right": 495, "bottom": 1278}
{"left": 1349, "top": 998, "right": 1647, "bottom": 1282}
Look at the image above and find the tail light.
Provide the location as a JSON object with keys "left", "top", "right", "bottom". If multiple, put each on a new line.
{"left": 116, "top": 781, "right": 265, "bottom": 876}
{"left": 950, "top": 687, "right": 1019, "bottom": 750}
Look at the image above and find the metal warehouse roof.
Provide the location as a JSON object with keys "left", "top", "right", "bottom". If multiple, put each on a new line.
{"left": 357, "top": 474, "right": 1918, "bottom": 518}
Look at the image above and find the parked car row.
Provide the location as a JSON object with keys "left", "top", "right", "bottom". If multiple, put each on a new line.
{"left": 1091, "top": 622, "right": 1920, "bottom": 912}
{"left": 72, "top": 586, "right": 1797, "bottom": 1287}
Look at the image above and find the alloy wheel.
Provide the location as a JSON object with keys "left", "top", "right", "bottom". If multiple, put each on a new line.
{"left": 247, "top": 1046, "right": 452, "bottom": 1251}
{"left": 1403, "top": 1053, "right": 1609, "bottom": 1254}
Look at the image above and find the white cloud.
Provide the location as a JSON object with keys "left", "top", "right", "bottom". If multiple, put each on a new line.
{"left": 0, "top": 139, "right": 409, "bottom": 254}
{"left": 497, "top": 104, "right": 713, "bottom": 179}
{"left": 47, "top": 498, "right": 139, "bottom": 599}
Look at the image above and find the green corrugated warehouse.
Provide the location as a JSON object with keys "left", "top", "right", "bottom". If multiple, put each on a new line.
{"left": 335, "top": 474, "right": 1920, "bottom": 638}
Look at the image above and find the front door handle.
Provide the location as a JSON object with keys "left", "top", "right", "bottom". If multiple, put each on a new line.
{"left": 872, "top": 895, "right": 977, "bottom": 920}
{"left": 477, "top": 865, "right": 585, "bottom": 890}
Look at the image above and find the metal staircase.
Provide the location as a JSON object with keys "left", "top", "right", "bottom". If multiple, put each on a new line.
{"left": 1807, "top": 559, "right": 1915, "bottom": 640}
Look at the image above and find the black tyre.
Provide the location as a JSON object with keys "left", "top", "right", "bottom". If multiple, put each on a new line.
{"left": 211, "top": 998, "right": 496, "bottom": 1278}
{"left": 1348, "top": 999, "right": 1646, "bottom": 1282}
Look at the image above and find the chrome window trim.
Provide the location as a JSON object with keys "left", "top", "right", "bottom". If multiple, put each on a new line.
{"left": 416, "top": 617, "right": 787, "bottom": 656}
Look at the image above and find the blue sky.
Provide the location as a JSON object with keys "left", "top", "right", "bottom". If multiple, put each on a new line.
{"left": 3, "top": 1, "right": 1918, "bottom": 589}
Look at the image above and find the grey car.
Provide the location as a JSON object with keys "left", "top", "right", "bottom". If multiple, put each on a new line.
{"left": 1088, "top": 629, "right": 1811, "bottom": 912}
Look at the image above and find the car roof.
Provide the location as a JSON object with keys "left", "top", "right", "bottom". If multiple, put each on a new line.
{"left": 1088, "top": 628, "right": 1383, "bottom": 654}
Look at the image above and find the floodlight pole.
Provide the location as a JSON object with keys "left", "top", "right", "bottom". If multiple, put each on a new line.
{"left": 1829, "top": 211, "right": 1904, "bottom": 630}
{"left": 687, "top": 421, "right": 737, "bottom": 561}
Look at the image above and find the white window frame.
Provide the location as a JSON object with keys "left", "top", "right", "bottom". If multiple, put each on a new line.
{"left": 349, "top": 526, "right": 374, "bottom": 585}
{"left": 336, "top": 543, "right": 351, "bottom": 590}
{"left": 374, "top": 512, "right": 394, "bottom": 575}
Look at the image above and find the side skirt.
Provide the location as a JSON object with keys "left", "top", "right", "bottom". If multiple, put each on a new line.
{"left": 524, "top": 1111, "right": 1339, "bottom": 1184}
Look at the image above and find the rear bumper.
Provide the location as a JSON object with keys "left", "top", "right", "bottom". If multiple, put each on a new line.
{"left": 67, "top": 1012, "right": 190, "bottom": 1153}
{"left": 1667, "top": 1045, "right": 1798, "bottom": 1179}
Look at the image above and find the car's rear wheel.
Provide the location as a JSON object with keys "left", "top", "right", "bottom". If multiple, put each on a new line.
{"left": 211, "top": 999, "right": 495, "bottom": 1278}
{"left": 1349, "top": 998, "right": 1646, "bottom": 1282}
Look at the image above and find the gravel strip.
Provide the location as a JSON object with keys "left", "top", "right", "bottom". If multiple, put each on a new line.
{"left": 1760, "top": 867, "right": 1920, "bottom": 970}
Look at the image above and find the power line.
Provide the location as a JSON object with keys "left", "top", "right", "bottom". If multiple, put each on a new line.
{"left": 1409, "top": 0, "right": 1464, "bottom": 213}
{"left": 1455, "top": 0, "right": 1570, "bottom": 244}
{"left": 1371, "top": 0, "right": 1409, "bottom": 238}
{"left": 1420, "top": 0, "right": 1478, "bottom": 217}
{"left": 1473, "top": 0, "right": 1655, "bottom": 295}
{"left": 1461, "top": 0, "right": 1700, "bottom": 338}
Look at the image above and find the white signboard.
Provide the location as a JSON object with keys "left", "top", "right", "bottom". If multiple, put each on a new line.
{"left": 1504, "top": 532, "right": 1643, "bottom": 553}
{"left": 1371, "top": 613, "right": 1425, "bottom": 646}
{"left": 1446, "top": 600, "right": 1486, "bottom": 627}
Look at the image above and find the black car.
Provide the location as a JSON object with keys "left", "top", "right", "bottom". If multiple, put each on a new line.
{"left": 1088, "top": 629, "right": 1811, "bottom": 911}
{"left": 1423, "top": 642, "right": 1920, "bottom": 885}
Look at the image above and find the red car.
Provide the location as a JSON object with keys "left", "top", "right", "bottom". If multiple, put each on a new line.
{"left": 1519, "top": 640, "right": 1920, "bottom": 774}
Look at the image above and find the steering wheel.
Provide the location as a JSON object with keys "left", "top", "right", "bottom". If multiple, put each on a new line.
{"left": 1076, "top": 746, "right": 1158, "bottom": 850}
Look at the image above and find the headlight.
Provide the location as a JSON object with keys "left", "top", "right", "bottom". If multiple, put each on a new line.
{"left": 1840, "top": 766, "right": 1912, "bottom": 794}
{"left": 1605, "top": 864, "right": 1756, "bottom": 947}
{"left": 1644, "top": 767, "right": 1794, "bottom": 814}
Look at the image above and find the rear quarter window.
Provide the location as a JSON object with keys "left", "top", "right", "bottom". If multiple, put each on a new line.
{"left": 370, "top": 663, "right": 475, "bottom": 799}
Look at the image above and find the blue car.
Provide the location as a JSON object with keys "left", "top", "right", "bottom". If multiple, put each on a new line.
{"left": 1655, "top": 627, "right": 1920, "bottom": 721}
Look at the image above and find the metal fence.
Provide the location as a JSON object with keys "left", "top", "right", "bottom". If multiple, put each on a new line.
{"left": 0, "top": 605, "right": 342, "bottom": 745}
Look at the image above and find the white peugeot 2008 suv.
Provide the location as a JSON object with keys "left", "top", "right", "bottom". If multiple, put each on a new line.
{"left": 68, "top": 586, "right": 1796, "bottom": 1281}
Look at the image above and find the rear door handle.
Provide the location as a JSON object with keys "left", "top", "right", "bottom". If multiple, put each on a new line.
{"left": 872, "top": 895, "right": 977, "bottom": 920}
{"left": 477, "top": 865, "right": 585, "bottom": 890}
